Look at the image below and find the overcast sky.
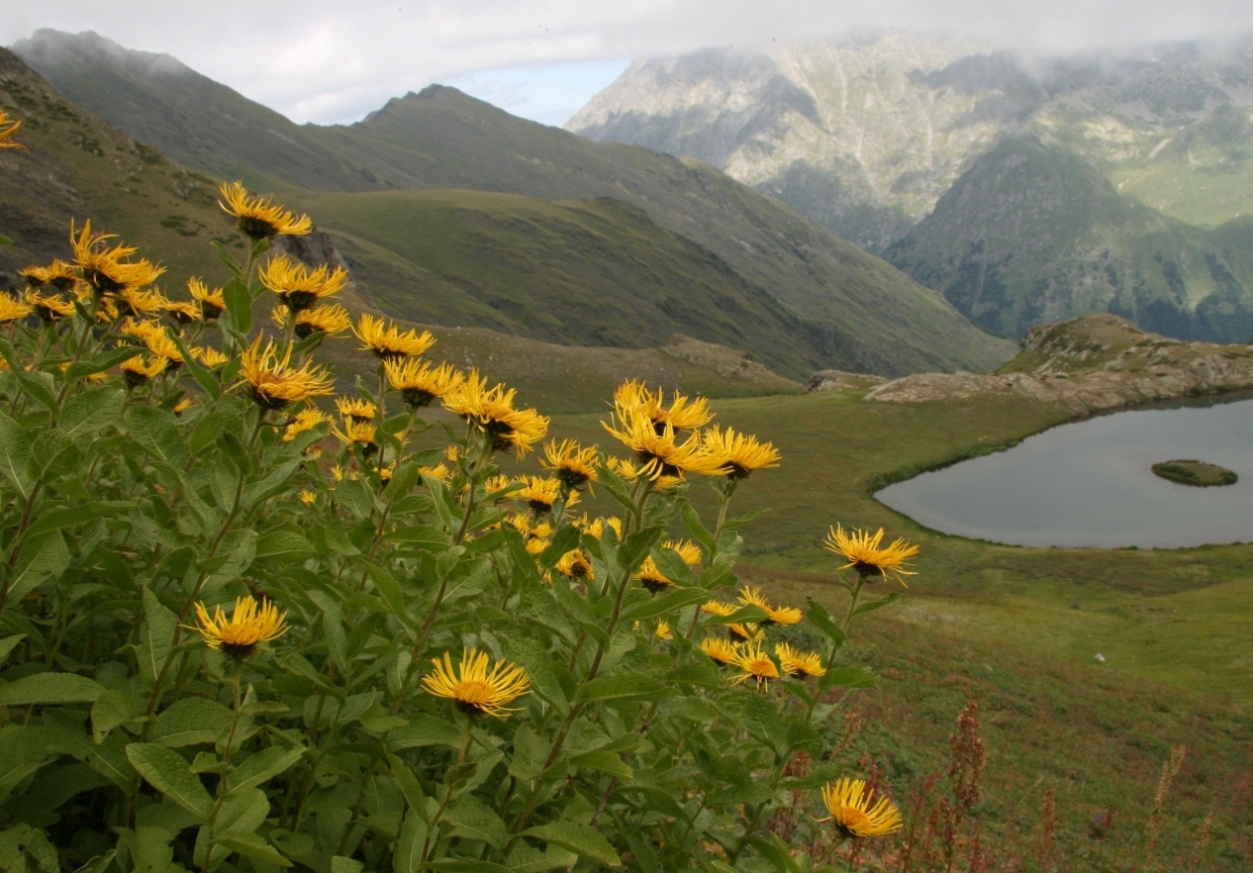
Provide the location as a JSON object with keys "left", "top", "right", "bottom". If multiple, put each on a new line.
{"left": 3, "top": 1, "right": 1250, "bottom": 126}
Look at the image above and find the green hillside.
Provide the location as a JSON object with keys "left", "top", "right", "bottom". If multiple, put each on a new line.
{"left": 12, "top": 31, "right": 1014, "bottom": 378}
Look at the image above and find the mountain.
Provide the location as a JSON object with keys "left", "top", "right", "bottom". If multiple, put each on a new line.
{"left": 566, "top": 32, "right": 1253, "bottom": 341}
{"left": 10, "top": 30, "right": 1013, "bottom": 378}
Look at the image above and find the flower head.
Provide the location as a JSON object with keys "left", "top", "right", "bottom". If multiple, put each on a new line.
{"left": 24, "top": 289, "right": 75, "bottom": 322}
{"left": 824, "top": 525, "right": 919, "bottom": 586}
{"left": 0, "top": 295, "right": 32, "bottom": 324}
{"left": 239, "top": 336, "right": 335, "bottom": 410}
{"left": 515, "top": 476, "right": 566, "bottom": 515}
{"left": 190, "top": 596, "right": 289, "bottom": 660}
{"left": 352, "top": 314, "right": 434, "bottom": 360}
{"left": 335, "top": 396, "right": 377, "bottom": 423}
{"left": 702, "top": 425, "right": 780, "bottom": 479}
{"left": 663, "top": 539, "right": 703, "bottom": 567}
{"left": 541, "top": 438, "right": 599, "bottom": 490}
{"left": 775, "top": 642, "right": 826, "bottom": 678}
{"left": 614, "top": 380, "right": 713, "bottom": 433}
{"left": 443, "top": 370, "right": 549, "bottom": 457}
{"left": 421, "top": 648, "right": 530, "bottom": 718}
{"left": 701, "top": 637, "right": 740, "bottom": 666}
{"left": 260, "top": 256, "right": 348, "bottom": 313}
{"left": 385, "top": 358, "right": 464, "bottom": 408}
{"left": 602, "top": 414, "right": 722, "bottom": 481}
{"left": 70, "top": 221, "right": 164, "bottom": 295}
{"left": 0, "top": 112, "right": 24, "bottom": 150}
{"left": 219, "top": 181, "right": 312, "bottom": 240}
{"left": 737, "top": 587, "right": 802, "bottom": 626}
{"left": 283, "top": 408, "right": 330, "bottom": 443}
{"left": 555, "top": 549, "right": 594, "bottom": 581}
{"left": 635, "top": 556, "right": 675, "bottom": 594}
{"left": 188, "top": 278, "right": 225, "bottom": 320}
{"left": 120, "top": 354, "right": 167, "bottom": 387}
{"left": 292, "top": 304, "right": 351, "bottom": 338}
{"left": 728, "top": 643, "right": 780, "bottom": 689}
{"left": 821, "top": 778, "right": 902, "bottom": 839}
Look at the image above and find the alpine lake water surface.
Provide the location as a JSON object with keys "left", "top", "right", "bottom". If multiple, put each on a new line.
{"left": 875, "top": 394, "right": 1253, "bottom": 549}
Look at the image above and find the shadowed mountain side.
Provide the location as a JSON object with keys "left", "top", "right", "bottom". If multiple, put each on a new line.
{"left": 12, "top": 31, "right": 1014, "bottom": 377}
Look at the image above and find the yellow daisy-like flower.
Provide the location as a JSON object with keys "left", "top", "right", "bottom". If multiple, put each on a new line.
{"left": 701, "top": 637, "right": 740, "bottom": 666}
{"left": 292, "top": 303, "right": 351, "bottom": 338}
{"left": 614, "top": 380, "right": 713, "bottom": 433}
{"left": 384, "top": 358, "right": 464, "bottom": 408}
{"left": 526, "top": 537, "right": 551, "bottom": 556}
{"left": 0, "top": 112, "right": 24, "bottom": 150}
{"left": 116, "top": 286, "right": 169, "bottom": 319}
{"left": 820, "top": 778, "right": 903, "bottom": 839}
{"left": 635, "top": 556, "right": 675, "bottom": 594}
{"left": 727, "top": 622, "right": 765, "bottom": 643}
{"left": 188, "top": 278, "right": 225, "bottom": 320}
{"left": 775, "top": 642, "right": 827, "bottom": 679}
{"left": 333, "top": 418, "right": 378, "bottom": 452}
{"left": 192, "top": 346, "right": 230, "bottom": 369}
{"left": 555, "top": 549, "right": 594, "bottom": 581}
{"left": 443, "top": 370, "right": 549, "bottom": 457}
{"left": 260, "top": 256, "right": 349, "bottom": 313}
{"left": 165, "top": 300, "right": 201, "bottom": 326}
{"left": 702, "top": 425, "right": 780, "bottom": 479}
{"left": 602, "top": 414, "right": 723, "bottom": 481}
{"left": 422, "top": 649, "right": 531, "bottom": 718}
{"left": 663, "top": 539, "right": 703, "bottom": 567}
{"left": 335, "top": 396, "right": 377, "bottom": 423}
{"left": 353, "top": 314, "right": 435, "bottom": 360}
{"left": 419, "top": 463, "right": 450, "bottom": 484}
{"left": 20, "top": 265, "right": 50, "bottom": 287}
{"left": 283, "top": 408, "right": 331, "bottom": 442}
{"left": 824, "top": 525, "right": 920, "bottom": 586}
{"left": 541, "top": 438, "right": 599, "bottom": 490}
{"left": 300, "top": 490, "right": 318, "bottom": 505}
{"left": 654, "top": 620, "right": 673, "bottom": 641}
{"left": 701, "top": 599, "right": 738, "bottom": 618}
{"left": 728, "top": 643, "right": 780, "bottom": 689}
{"left": 239, "top": 336, "right": 335, "bottom": 410}
{"left": 190, "top": 595, "right": 289, "bottom": 660}
{"left": 218, "top": 181, "right": 312, "bottom": 240}
{"left": 606, "top": 456, "right": 684, "bottom": 491}
{"left": 515, "top": 476, "right": 566, "bottom": 515}
{"left": 70, "top": 221, "right": 164, "bottom": 295}
{"left": 0, "top": 295, "right": 33, "bottom": 324}
{"left": 737, "top": 587, "right": 802, "bottom": 626}
{"left": 120, "top": 354, "right": 167, "bottom": 387}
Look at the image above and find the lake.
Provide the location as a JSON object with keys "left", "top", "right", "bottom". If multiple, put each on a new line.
{"left": 875, "top": 396, "right": 1253, "bottom": 549}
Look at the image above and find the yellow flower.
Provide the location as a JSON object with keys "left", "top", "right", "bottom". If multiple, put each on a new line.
{"left": 606, "top": 456, "right": 684, "bottom": 491}
{"left": 775, "top": 642, "right": 826, "bottom": 678}
{"left": 70, "top": 221, "right": 164, "bottom": 294}
{"left": 0, "top": 295, "right": 33, "bottom": 324}
{"left": 702, "top": 425, "right": 780, "bottom": 479}
{"left": 700, "top": 637, "right": 740, "bottom": 666}
{"left": 727, "top": 622, "right": 764, "bottom": 643}
{"left": 260, "top": 256, "right": 348, "bottom": 313}
{"left": 385, "top": 358, "right": 464, "bottom": 408}
{"left": 701, "top": 599, "right": 738, "bottom": 618}
{"left": 190, "top": 596, "right": 289, "bottom": 660}
{"left": 419, "top": 463, "right": 450, "bottom": 483}
{"left": 120, "top": 354, "right": 167, "bottom": 387}
{"left": 218, "top": 181, "right": 312, "bottom": 240}
{"left": 635, "top": 556, "right": 675, "bottom": 594}
{"left": 728, "top": 644, "right": 780, "bottom": 689}
{"left": 165, "top": 300, "right": 201, "bottom": 326}
{"left": 602, "top": 413, "right": 723, "bottom": 481}
{"left": 654, "top": 620, "right": 673, "bottom": 641}
{"left": 555, "top": 549, "right": 594, "bottom": 581}
{"left": 541, "top": 439, "right": 599, "bottom": 490}
{"left": 443, "top": 370, "right": 549, "bottom": 457}
{"left": 192, "top": 346, "right": 230, "bottom": 368}
{"left": 283, "top": 409, "right": 330, "bottom": 442}
{"left": 239, "top": 336, "right": 335, "bottom": 410}
{"left": 737, "top": 587, "right": 802, "bottom": 626}
{"left": 333, "top": 417, "right": 378, "bottom": 452}
{"left": 824, "top": 525, "right": 920, "bottom": 586}
{"left": 300, "top": 490, "right": 318, "bottom": 505}
{"left": 421, "top": 649, "right": 530, "bottom": 718}
{"left": 613, "top": 380, "right": 713, "bottom": 433}
{"left": 515, "top": 476, "right": 566, "bottom": 514}
{"left": 116, "top": 286, "right": 170, "bottom": 319}
{"left": 663, "top": 539, "right": 703, "bottom": 567}
{"left": 188, "top": 278, "right": 225, "bottom": 320}
{"left": 292, "top": 304, "right": 351, "bottom": 338}
{"left": 335, "top": 396, "right": 377, "bottom": 422}
{"left": 353, "top": 314, "right": 435, "bottom": 360}
{"left": 820, "top": 778, "right": 902, "bottom": 839}
{"left": 0, "top": 112, "right": 24, "bottom": 150}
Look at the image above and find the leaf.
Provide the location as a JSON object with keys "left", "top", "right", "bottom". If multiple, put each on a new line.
{"left": 124, "top": 406, "right": 188, "bottom": 468}
{"left": 0, "top": 727, "right": 54, "bottom": 798}
{"left": 615, "top": 526, "right": 665, "bottom": 571}
{"left": 575, "top": 671, "right": 668, "bottom": 704}
{"left": 571, "top": 750, "right": 633, "bottom": 779}
{"left": 7, "top": 532, "right": 69, "bottom": 602}
{"left": 853, "top": 592, "right": 901, "bottom": 617}
{"left": 0, "top": 672, "right": 104, "bottom": 706}
{"left": 149, "top": 697, "right": 234, "bottom": 748}
{"left": 818, "top": 667, "right": 878, "bottom": 690}
{"left": 331, "top": 857, "right": 365, "bottom": 873}
{"left": 59, "top": 385, "right": 125, "bottom": 437}
{"left": 0, "top": 635, "right": 25, "bottom": 667}
{"left": 523, "top": 821, "right": 621, "bottom": 868}
{"left": 0, "top": 823, "right": 58, "bottom": 873}
{"left": 216, "top": 787, "right": 269, "bottom": 835}
{"left": 218, "top": 833, "right": 292, "bottom": 867}
{"left": 91, "top": 690, "right": 139, "bottom": 744}
{"left": 619, "top": 585, "right": 711, "bottom": 625}
{"left": 125, "top": 743, "right": 212, "bottom": 820}
{"left": 0, "top": 409, "right": 33, "bottom": 498}
{"left": 63, "top": 348, "right": 143, "bottom": 384}
{"left": 23, "top": 501, "right": 133, "bottom": 538}
{"left": 139, "top": 589, "right": 178, "bottom": 691}
{"left": 222, "top": 277, "right": 253, "bottom": 336}
{"left": 254, "top": 529, "right": 316, "bottom": 563}
{"left": 227, "top": 745, "right": 305, "bottom": 795}
{"left": 806, "top": 600, "right": 846, "bottom": 647}
{"left": 444, "top": 794, "right": 507, "bottom": 848}
{"left": 499, "top": 636, "right": 569, "bottom": 716}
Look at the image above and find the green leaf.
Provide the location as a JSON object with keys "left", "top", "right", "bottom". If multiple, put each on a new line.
{"left": 0, "top": 409, "right": 33, "bottom": 498}
{"left": 444, "top": 795, "right": 507, "bottom": 848}
{"left": 8, "top": 532, "right": 69, "bottom": 602}
{"left": 125, "top": 743, "right": 212, "bottom": 820}
{"left": 575, "top": 671, "right": 668, "bottom": 704}
{"left": 0, "top": 672, "right": 104, "bottom": 706}
{"left": 63, "top": 348, "right": 142, "bottom": 383}
{"left": 680, "top": 502, "right": 716, "bottom": 552}
{"left": 218, "top": 833, "right": 292, "bottom": 867}
{"left": 571, "top": 750, "right": 633, "bottom": 779}
{"left": 499, "top": 636, "right": 569, "bottom": 716}
{"left": 0, "top": 635, "right": 25, "bottom": 667}
{"left": 217, "top": 787, "right": 269, "bottom": 836}
{"left": 169, "top": 332, "right": 221, "bottom": 400}
{"left": 818, "top": 667, "right": 878, "bottom": 690}
{"left": 806, "top": 600, "right": 846, "bottom": 647}
{"left": 23, "top": 501, "right": 133, "bottom": 538}
{"left": 619, "top": 585, "right": 710, "bottom": 625}
{"left": 0, "top": 727, "right": 54, "bottom": 799}
{"left": 616, "top": 526, "right": 665, "bottom": 571}
{"left": 331, "top": 857, "right": 365, "bottom": 873}
{"left": 426, "top": 861, "right": 512, "bottom": 873}
{"left": 853, "top": 591, "right": 901, "bottom": 616}
{"left": 0, "top": 823, "right": 58, "bottom": 873}
{"left": 222, "top": 277, "right": 253, "bottom": 336}
{"left": 58, "top": 385, "right": 125, "bottom": 437}
{"left": 91, "top": 690, "right": 139, "bottom": 744}
{"left": 523, "top": 821, "right": 621, "bottom": 868}
{"left": 228, "top": 745, "right": 305, "bottom": 795}
{"left": 149, "top": 697, "right": 234, "bottom": 748}
{"left": 254, "top": 529, "right": 316, "bottom": 563}
{"left": 139, "top": 589, "right": 178, "bottom": 691}
{"left": 124, "top": 405, "right": 189, "bottom": 468}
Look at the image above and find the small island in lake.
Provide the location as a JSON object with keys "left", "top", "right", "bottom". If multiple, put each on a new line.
{"left": 1151, "top": 460, "right": 1238, "bottom": 487}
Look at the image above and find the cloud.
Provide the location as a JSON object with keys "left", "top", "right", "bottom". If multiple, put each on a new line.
{"left": 3, "top": 0, "right": 1250, "bottom": 125}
